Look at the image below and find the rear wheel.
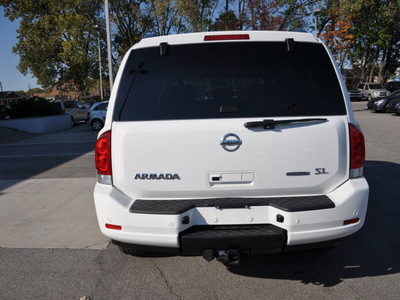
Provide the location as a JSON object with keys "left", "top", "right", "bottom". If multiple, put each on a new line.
{"left": 91, "top": 119, "right": 104, "bottom": 131}
{"left": 117, "top": 244, "right": 148, "bottom": 256}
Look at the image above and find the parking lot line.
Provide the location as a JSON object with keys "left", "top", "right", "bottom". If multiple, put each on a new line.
{"left": 0, "top": 152, "right": 95, "bottom": 158}
{"left": 0, "top": 141, "right": 95, "bottom": 147}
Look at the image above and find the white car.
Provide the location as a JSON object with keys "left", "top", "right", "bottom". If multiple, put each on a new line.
{"left": 86, "top": 101, "right": 108, "bottom": 131}
{"left": 94, "top": 31, "right": 369, "bottom": 264}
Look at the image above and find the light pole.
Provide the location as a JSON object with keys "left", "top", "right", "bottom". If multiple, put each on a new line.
{"left": 313, "top": 9, "right": 321, "bottom": 38}
{"left": 93, "top": 25, "right": 103, "bottom": 101}
{"left": 105, "top": 0, "right": 114, "bottom": 90}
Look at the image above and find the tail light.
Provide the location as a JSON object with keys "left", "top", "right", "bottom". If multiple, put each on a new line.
{"left": 87, "top": 111, "right": 91, "bottom": 118}
{"left": 343, "top": 218, "right": 360, "bottom": 226}
{"left": 95, "top": 130, "right": 112, "bottom": 184}
{"left": 106, "top": 223, "right": 122, "bottom": 230}
{"left": 349, "top": 123, "right": 365, "bottom": 178}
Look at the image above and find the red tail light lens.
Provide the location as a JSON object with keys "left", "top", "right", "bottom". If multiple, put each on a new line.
{"left": 95, "top": 130, "right": 112, "bottom": 175}
{"left": 106, "top": 223, "right": 122, "bottom": 230}
{"left": 343, "top": 218, "right": 360, "bottom": 226}
{"left": 204, "top": 34, "right": 250, "bottom": 41}
{"left": 349, "top": 123, "right": 365, "bottom": 174}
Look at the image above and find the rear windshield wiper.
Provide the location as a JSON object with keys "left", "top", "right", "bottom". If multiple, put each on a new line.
{"left": 244, "top": 118, "right": 327, "bottom": 129}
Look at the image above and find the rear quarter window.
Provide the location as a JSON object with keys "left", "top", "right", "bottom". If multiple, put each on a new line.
{"left": 97, "top": 103, "right": 108, "bottom": 110}
{"left": 113, "top": 41, "right": 346, "bottom": 121}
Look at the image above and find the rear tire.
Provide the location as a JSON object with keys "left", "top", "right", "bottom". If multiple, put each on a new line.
{"left": 117, "top": 244, "right": 148, "bottom": 256}
{"left": 91, "top": 119, "right": 104, "bottom": 131}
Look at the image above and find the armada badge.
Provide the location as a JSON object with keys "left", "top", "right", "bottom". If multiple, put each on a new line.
{"left": 134, "top": 173, "right": 181, "bottom": 180}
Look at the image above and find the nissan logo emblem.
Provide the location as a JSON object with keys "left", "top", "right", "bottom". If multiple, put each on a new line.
{"left": 220, "top": 133, "right": 242, "bottom": 152}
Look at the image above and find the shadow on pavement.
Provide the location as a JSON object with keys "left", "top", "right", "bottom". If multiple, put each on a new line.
{"left": 0, "top": 124, "right": 97, "bottom": 191}
{"left": 227, "top": 160, "right": 400, "bottom": 286}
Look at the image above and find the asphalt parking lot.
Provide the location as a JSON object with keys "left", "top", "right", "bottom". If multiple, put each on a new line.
{"left": 0, "top": 103, "right": 399, "bottom": 299}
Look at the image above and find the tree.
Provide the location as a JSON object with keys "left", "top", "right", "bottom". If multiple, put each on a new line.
{"left": 1, "top": 0, "right": 104, "bottom": 91}
{"left": 147, "top": 0, "right": 185, "bottom": 36}
{"left": 110, "top": 0, "right": 153, "bottom": 57}
{"left": 179, "top": 0, "right": 220, "bottom": 32}
{"left": 247, "top": 0, "right": 284, "bottom": 30}
{"left": 278, "top": 0, "right": 318, "bottom": 31}
{"left": 338, "top": 0, "right": 400, "bottom": 83}
{"left": 212, "top": 9, "right": 240, "bottom": 30}
{"left": 318, "top": 2, "right": 354, "bottom": 69}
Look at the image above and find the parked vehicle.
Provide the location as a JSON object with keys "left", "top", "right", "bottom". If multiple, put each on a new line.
{"left": 94, "top": 31, "right": 368, "bottom": 264}
{"left": 385, "top": 98, "right": 400, "bottom": 115}
{"left": 86, "top": 101, "right": 108, "bottom": 131}
{"left": 346, "top": 84, "right": 362, "bottom": 101}
{"left": 55, "top": 100, "right": 88, "bottom": 124}
{"left": 357, "top": 83, "right": 389, "bottom": 101}
{"left": 385, "top": 81, "right": 400, "bottom": 93}
{"left": 371, "top": 90, "right": 400, "bottom": 112}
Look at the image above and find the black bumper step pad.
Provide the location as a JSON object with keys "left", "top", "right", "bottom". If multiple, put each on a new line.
{"left": 130, "top": 195, "right": 334, "bottom": 215}
{"left": 180, "top": 224, "right": 287, "bottom": 255}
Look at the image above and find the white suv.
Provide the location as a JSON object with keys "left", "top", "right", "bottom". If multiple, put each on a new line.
{"left": 94, "top": 31, "right": 369, "bottom": 264}
{"left": 357, "top": 83, "right": 389, "bottom": 100}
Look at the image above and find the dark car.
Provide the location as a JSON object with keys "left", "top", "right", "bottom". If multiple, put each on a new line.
{"left": 346, "top": 84, "right": 362, "bottom": 101}
{"left": 370, "top": 90, "right": 400, "bottom": 112}
{"left": 385, "top": 98, "right": 400, "bottom": 115}
{"left": 385, "top": 81, "right": 400, "bottom": 93}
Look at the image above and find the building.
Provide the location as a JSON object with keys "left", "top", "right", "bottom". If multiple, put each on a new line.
{"left": 34, "top": 82, "right": 105, "bottom": 101}
{"left": 0, "top": 91, "right": 24, "bottom": 107}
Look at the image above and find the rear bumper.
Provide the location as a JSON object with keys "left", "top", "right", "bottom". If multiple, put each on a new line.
{"left": 94, "top": 178, "right": 369, "bottom": 253}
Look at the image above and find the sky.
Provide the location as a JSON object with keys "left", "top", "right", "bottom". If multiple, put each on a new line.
{"left": 0, "top": 7, "right": 40, "bottom": 92}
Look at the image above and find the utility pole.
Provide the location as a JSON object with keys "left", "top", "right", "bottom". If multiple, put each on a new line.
{"left": 93, "top": 25, "right": 104, "bottom": 100}
{"left": 105, "top": 0, "right": 114, "bottom": 90}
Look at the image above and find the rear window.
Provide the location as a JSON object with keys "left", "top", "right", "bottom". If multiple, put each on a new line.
{"left": 95, "top": 103, "right": 108, "bottom": 111}
{"left": 114, "top": 42, "right": 346, "bottom": 121}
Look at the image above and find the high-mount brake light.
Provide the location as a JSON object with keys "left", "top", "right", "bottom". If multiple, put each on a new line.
{"left": 204, "top": 34, "right": 250, "bottom": 41}
{"left": 349, "top": 123, "right": 365, "bottom": 178}
{"left": 95, "top": 130, "right": 112, "bottom": 184}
